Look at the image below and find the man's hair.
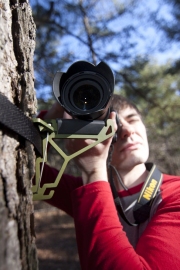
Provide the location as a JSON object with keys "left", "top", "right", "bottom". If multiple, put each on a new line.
{"left": 110, "top": 94, "right": 142, "bottom": 116}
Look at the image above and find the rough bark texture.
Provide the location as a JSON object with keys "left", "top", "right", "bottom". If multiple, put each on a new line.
{"left": 0, "top": 0, "right": 38, "bottom": 269}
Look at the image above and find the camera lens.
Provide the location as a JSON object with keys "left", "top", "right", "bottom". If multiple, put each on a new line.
{"left": 73, "top": 85, "right": 101, "bottom": 111}
{"left": 53, "top": 61, "right": 115, "bottom": 119}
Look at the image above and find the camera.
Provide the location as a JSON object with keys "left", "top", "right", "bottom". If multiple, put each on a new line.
{"left": 53, "top": 60, "right": 115, "bottom": 120}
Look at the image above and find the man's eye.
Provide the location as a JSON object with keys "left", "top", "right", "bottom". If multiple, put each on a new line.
{"left": 129, "top": 118, "right": 140, "bottom": 123}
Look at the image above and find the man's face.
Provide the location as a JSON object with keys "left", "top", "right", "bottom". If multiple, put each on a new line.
{"left": 111, "top": 106, "right": 149, "bottom": 172}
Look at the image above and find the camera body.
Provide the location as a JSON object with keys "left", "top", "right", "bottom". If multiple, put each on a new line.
{"left": 53, "top": 61, "right": 115, "bottom": 120}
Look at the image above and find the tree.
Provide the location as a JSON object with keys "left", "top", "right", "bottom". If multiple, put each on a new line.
{"left": 0, "top": 0, "right": 38, "bottom": 269}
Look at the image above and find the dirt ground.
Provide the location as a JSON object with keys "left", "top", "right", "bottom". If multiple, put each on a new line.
{"left": 34, "top": 201, "right": 81, "bottom": 270}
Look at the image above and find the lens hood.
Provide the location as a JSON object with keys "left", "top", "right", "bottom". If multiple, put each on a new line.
{"left": 53, "top": 60, "right": 114, "bottom": 120}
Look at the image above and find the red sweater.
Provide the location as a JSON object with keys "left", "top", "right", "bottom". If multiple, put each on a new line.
{"left": 42, "top": 164, "right": 180, "bottom": 270}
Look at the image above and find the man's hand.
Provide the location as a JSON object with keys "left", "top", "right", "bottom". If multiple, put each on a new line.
{"left": 65, "top": 111, "right": 118, "bottom": 185}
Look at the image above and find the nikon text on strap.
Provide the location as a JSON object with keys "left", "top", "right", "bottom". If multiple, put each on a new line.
{"left": 0, "top": 93, "right": 42, "bottom": 156}
{"left": 109, "top": 163, "right": 163, "bottom": 226}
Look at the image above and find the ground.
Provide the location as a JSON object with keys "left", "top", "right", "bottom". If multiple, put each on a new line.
{"left": 34, "top": 201, "right": 81, "bottom": 270}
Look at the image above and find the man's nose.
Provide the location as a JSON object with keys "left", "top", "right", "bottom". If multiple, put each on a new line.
{"left": 119, "top": 122, "right": 134, "bottom": 139}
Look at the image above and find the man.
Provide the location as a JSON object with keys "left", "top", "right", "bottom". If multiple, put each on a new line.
{"left": 40, "top": 94, "right": 180, "bottom": 269}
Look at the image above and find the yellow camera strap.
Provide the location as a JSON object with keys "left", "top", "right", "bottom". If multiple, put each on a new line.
{"left": 109, "top": 163, "right": 163, "bottom": 226}
{"left": 133, "top": 163, "right": 163, "bottom": 223}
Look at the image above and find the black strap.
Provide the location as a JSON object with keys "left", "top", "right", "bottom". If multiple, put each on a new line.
{"left": 0, "top": 93, "right": 42, "bottom": 156}
{"left": 109, "top": 167, "right": 138, "bottom": 226}
{"left": 109, "top": 163, "right": 163, "bottom": 226}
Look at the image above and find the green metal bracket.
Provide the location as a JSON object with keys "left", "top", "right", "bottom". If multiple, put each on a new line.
{"left": 32, "top": 118, "right": 115, "bottom": 201}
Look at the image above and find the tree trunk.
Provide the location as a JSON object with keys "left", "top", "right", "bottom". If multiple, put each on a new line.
{"left": 0, "top": 0, "right": 38, "bottom": 269}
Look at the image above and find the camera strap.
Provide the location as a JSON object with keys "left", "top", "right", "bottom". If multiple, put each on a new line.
{"left": 109, "top": 163, "right": 163, "bottom": 226}
{"left": 0, "top": 93, "right": 42, "bottom": 156}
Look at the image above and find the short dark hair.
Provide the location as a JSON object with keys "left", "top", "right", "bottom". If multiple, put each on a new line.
{"left": 110, "top": 94, "right": 142, "bottom": 116}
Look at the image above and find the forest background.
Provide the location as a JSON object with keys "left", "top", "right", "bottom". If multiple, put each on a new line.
{"left": 31, "top": 0, "right": 180, "bottom": 175}
{"left": 30, "top": 0, "right": 180, "bottom": 269}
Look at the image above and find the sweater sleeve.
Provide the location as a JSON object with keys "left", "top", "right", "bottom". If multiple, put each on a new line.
{"left": 71, "top": 180, "right": 180, "bottom": 270}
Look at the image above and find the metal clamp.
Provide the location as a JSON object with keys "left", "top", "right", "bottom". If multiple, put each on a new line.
{"left": 32, "top": 118, "right": 115, "bottom": 200}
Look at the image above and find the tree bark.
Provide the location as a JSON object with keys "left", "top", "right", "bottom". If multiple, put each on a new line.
{"left": 0, "top": 0, "right": 38, "bottom": 269}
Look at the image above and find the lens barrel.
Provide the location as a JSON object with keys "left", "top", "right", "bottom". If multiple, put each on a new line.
{"left": 72, "top": 84, "right": 101, "bottom": 111}
{"left": 53, "top": 61, "right": 114, "bottom": 120}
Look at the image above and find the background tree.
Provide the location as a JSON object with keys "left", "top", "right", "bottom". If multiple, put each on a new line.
{"left": 28, "top": 1, "right": 180, "bottom": 269}
{"left": 0, "top": 0, "right": 38, "bottom": 269}
{"left": 29, "top": 0, "right": 180, "bottom": 176}
{"left": 118, "top": 59, "right": 180, "bottom": 174}
{"left": 155, "top": 0, "right": 180, "bottom": 42}
{"left": 30, "top": 0, "right": 144, "bottom": 97}
{"left": 151, "top": 0, "right": 180, "bottom": 73}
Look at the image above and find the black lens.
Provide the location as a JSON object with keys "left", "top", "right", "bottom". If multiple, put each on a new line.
{"left": 73, "top": 84, "right": 101, "bottom": 111}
